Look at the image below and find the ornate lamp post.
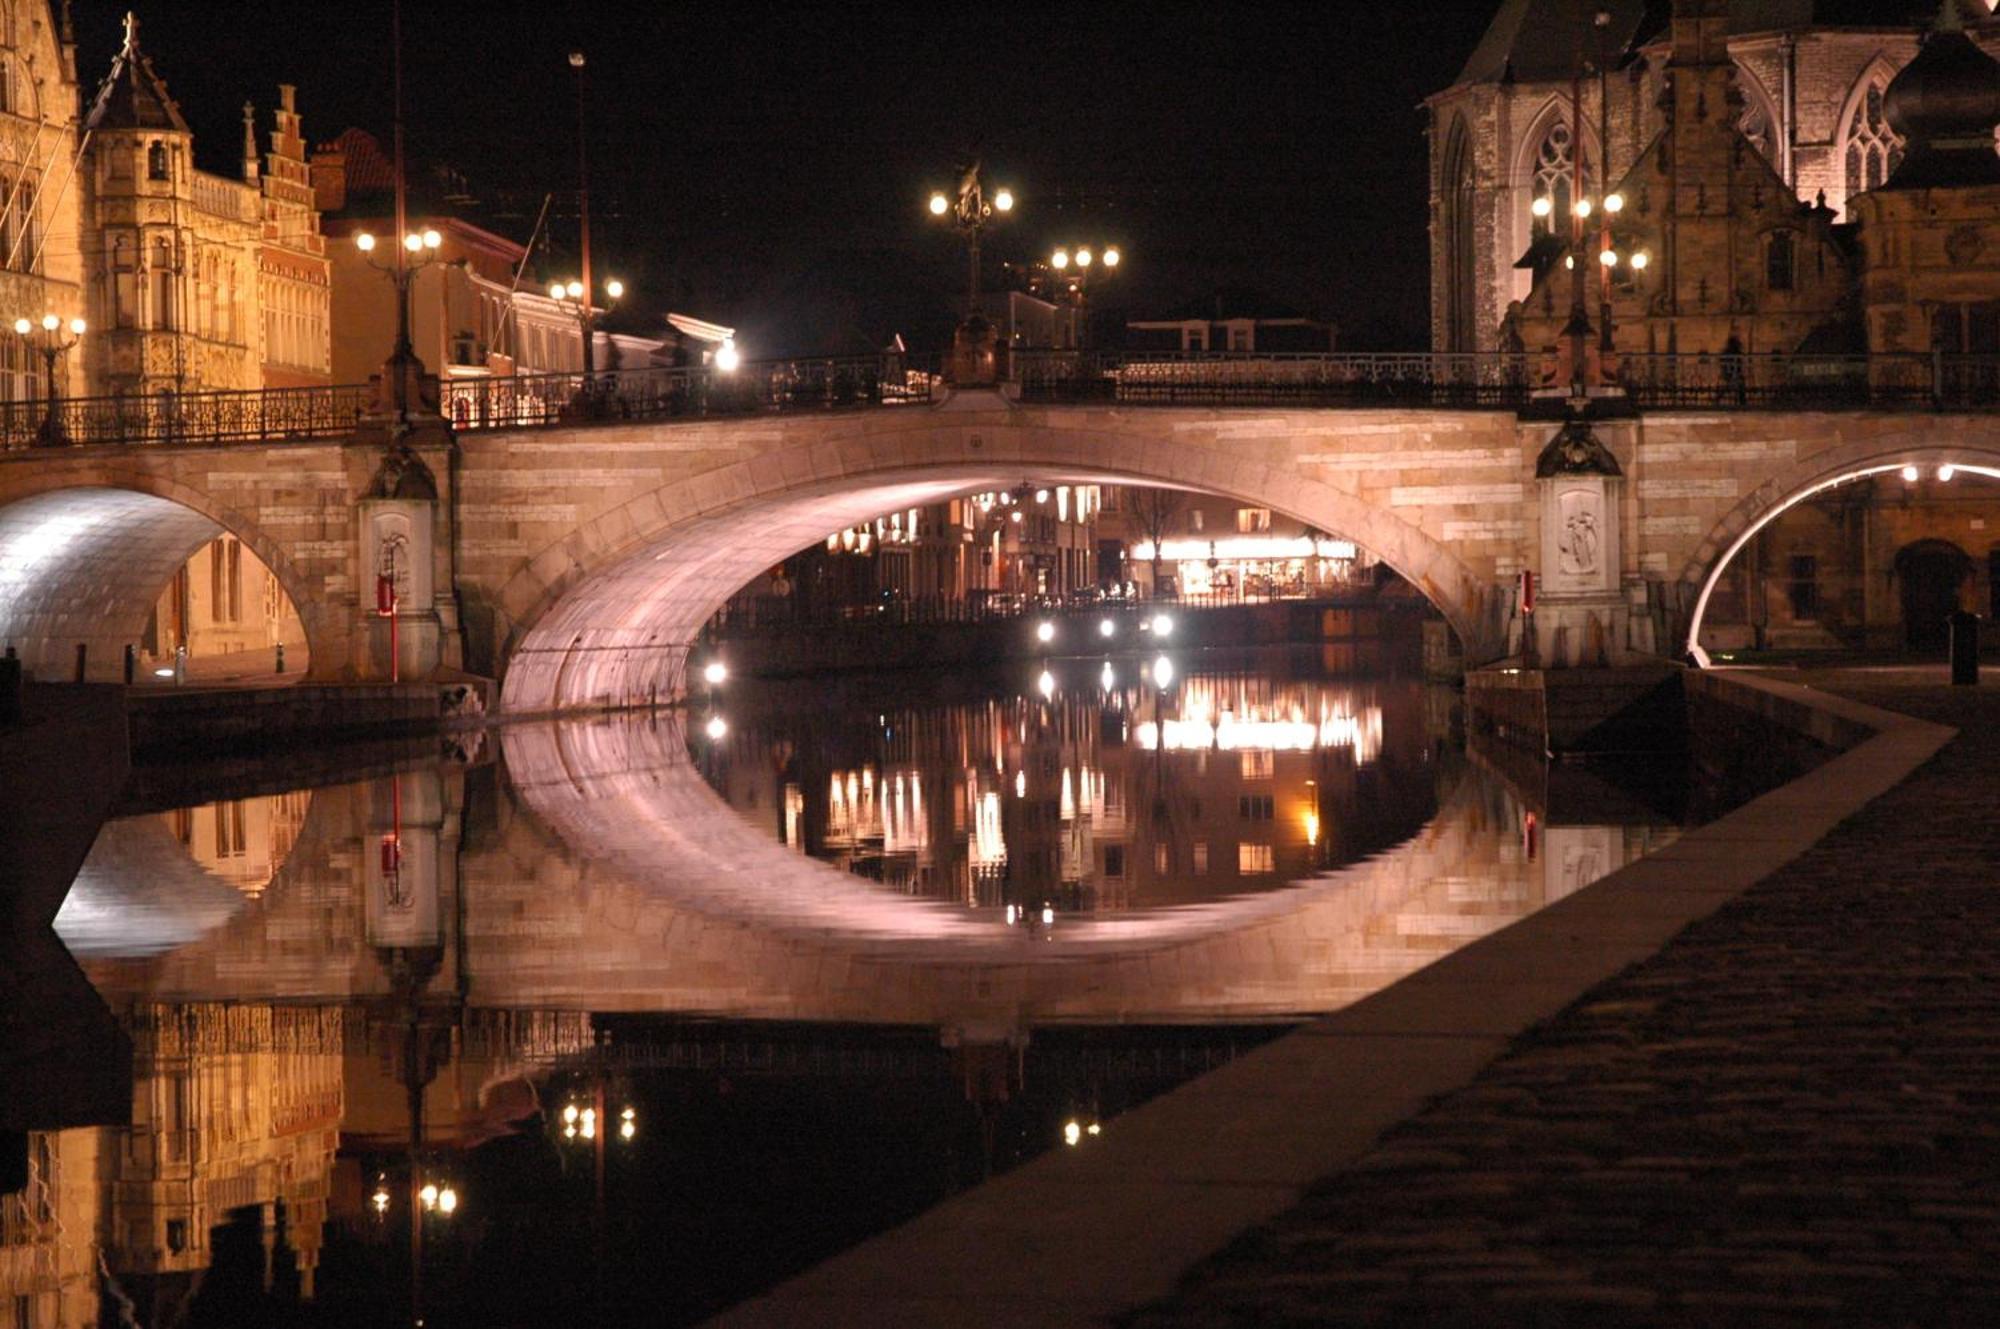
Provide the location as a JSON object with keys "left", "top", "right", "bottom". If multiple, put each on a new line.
{"left": 13, "top": 313, "right": 83, "bottom": 447}
{"left": 1045, "top": 244, "right": 1120, "bottom": 347}
{"left": 354, "top": 226, "right": 443, "bottom": 427}
{"left": 548, "top": 275, "right": 624, "bottom": 375}
{"left": 929, "top": 163, "right": 1014, "bottom": 385}
{"left": 568, "top": 49, "right": 601, "bottom": 376}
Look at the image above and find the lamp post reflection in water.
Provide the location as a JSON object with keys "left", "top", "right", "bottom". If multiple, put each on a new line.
{"left": 558, "top": 1032, "right": 637, "bottom": 1316}
{"left": 364, "top": 767, "right": 459, "bottom": 1328}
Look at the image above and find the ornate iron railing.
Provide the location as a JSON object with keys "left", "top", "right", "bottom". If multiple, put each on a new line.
{"left": 1019, "top": 348, "right": 2000, "bottom": 412}
{"left": 1618, "top": 351, "right": 1999, "bottom": 411}
{"left": 441, "top": 354, "right": 943, "bottom": 431}
{"left": 0, "top": 382, "right": 373, "bottom": 450}
{"left": 3, "top": 348, "right": 1993, "bottom": 452}
{"left": 1014, "top": 350, "right": 1532, "bottom": 408}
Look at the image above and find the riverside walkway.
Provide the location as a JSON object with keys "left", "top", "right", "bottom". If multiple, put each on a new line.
{"left": 1129, "top": 667, "right": 2000, "bottom": 1326}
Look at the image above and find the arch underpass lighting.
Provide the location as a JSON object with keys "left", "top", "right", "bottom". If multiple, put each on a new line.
{"left": 1685, "top": 459, "right": 2000, "bottom": 665}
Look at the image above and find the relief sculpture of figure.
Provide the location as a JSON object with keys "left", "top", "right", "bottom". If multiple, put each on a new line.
{"left": 1558, "top": 508, "right": 1599, "bottom": 576}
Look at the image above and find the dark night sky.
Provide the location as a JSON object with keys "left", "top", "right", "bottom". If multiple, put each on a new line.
{"left": 75, "top": 2, "right": 1500, "bottom": 355}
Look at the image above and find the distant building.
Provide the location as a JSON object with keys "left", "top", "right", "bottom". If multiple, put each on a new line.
{"left": 1126, "top": 295, "right": 1337, "bottom": 353}
{"left": 311, "top": 128, "right": 585, "bottom": 385}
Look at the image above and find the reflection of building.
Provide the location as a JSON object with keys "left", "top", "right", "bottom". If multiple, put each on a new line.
{"left": 0, "top": 1130, "right": 103, "bottom": 1328}
{"left": 0, "top": 1002, "right": 343, "bottom": 1326}
{"left": 719, "top": 671, "right": 1435, "bottom": 916}
{"left": 166, "top": 791, "right": 312, "bottom": 897}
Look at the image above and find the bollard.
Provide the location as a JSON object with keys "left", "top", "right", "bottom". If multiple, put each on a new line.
{"left": 0, "top": 654, "right": 20, "bottom": 725}
{"left": 74, "top": 642, "right": 86, "bottom": 682}
{"left": 1949, "top": 610, "right": 1980, "bottom": 686}
{"left": 275, "top": 641, "right": 286, "bottom": 674}
{"left": 124, "top": 643, "right": 136, "bottom": 685}
{"left": 174, "top": 644, "right": 187, "bottom": 687}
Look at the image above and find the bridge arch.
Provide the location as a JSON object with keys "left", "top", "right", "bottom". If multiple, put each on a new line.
{"left": 0, "top": 468, "right": 327, "bottom": 683}
{"left": 488, "top": 417, "right": 1498, "bottom": 712}
{"left": 1677, "top": 436, "right": 2000, "bottom": 662}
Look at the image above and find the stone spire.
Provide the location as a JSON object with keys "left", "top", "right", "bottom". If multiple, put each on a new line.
{"left": 242, "top": 100, "right": 260, "bottom": 181}
{"left": 86, "top": 10, "right": 190, "bottom": 134}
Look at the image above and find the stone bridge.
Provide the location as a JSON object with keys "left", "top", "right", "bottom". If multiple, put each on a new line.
{"left": 4, "top": 369, "right": 2000, "bottom": 708}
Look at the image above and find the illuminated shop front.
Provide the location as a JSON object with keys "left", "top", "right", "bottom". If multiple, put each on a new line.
{"left": 1129, "top": 535, "right": 1363, "bottom": 599}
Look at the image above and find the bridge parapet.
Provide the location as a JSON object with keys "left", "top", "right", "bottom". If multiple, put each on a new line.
{"left": 3, "top": 349, "right": 1994, "bottom": 452}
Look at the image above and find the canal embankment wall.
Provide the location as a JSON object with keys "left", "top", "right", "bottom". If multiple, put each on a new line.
{"left": 713, "top": 668, "right": 1952, "bottom": 1328}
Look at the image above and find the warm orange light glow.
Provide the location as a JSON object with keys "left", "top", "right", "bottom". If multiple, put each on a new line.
{"left": 1076, "top": 248, "right": 1093, "bottom": 268}
{"left": 1103, "top": 247, "right": 1120, "bottom": 267}
{"left": 993, "top": 189, "right": 1014, "bottom": 212}
{"left": 928, "top": 192, "right": 949, "bottom": 216}
{"left": 1630, "top": 250, "right": 1650, "bottom": 270}
{"left": 1530, "top": 196, "right": 1553, "bottom": 218}
{"left": 11, "top": 318, "right": 27, "bottom": 335}
{"left": 355, "top": 231, "right": 377, "bottom": 252}
{"left": 40, "top": 314, "right": 57, "bottom": 332}
{"left": 1603, "top": 192, "right": 1624, "bottom": 214}
{"left": 68, "top": 318, "right": 86, "bottom": 336}
{"left": 605, "top": 279, "right": 625, "bottom": 300}
{"left": 1051, "top": 249, "right": 1069, "bottom": 269}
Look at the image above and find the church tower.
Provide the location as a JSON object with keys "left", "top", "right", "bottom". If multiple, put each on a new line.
{"left": 1508, "top": 0, "right": 1851, "bottom": 362}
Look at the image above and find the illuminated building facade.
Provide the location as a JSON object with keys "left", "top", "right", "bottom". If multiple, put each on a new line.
{"left": 1100, "top": 487, "right": 1374, "bottom": 601}
{"left": 1428, "top": 0, "right": 2000, "bottom": 353}
{"left": 312, "top": 127, "right": 605, "bottom": 386}
{"left": 0, "top": 1, "right": 86, "bottom": 415}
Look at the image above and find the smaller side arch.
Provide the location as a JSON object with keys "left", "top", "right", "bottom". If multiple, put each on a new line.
{"left": 0, "top": 469, "right": 336, "bottom": 682}
{"left": 1675, "top": 436, "right": 2000, "bottom": 661}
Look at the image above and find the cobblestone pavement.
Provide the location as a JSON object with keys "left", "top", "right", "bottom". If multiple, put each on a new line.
{"left": 1128, "top": 670, "right": 2000, "bottom": 1327}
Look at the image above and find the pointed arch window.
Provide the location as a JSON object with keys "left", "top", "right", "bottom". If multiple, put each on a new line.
{"left": 1531, "top": 119, "right": 1574, "bottom": 225}
{"left": 1842, "top": 79, "right": 1903, "bottom": 207}
{"left": 147, "top": 141, "right": 169, "bottom": 181}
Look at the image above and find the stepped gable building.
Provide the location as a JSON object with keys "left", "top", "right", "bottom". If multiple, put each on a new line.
{"left": 1429, "top": 0, "right": 2000, "bottom": 352}
{"left": 79, "top": 13, "right": 330, "bottom": 397}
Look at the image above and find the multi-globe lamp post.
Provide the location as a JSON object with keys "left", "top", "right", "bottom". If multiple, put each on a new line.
{"left": 13, "top": 312, "right": 84, "bottom": 447}
{"left": 929, "top": 165, "right": 1014, "bottom": 384}
{"left": 549, "top": 275, "right": 624, "bottom": 377}
{"left": 1048, "top": 244, "right": 1121, "bottom": 347}
{"left": 354, "top": 225, "right": 443, "bottom": 425}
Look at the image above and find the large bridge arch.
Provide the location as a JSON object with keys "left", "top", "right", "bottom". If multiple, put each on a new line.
{"left": 0, "top": 466, "right": 332, "bottom": 682}
{"left": 1675, "top": 435, "right": 2000, "bottom": 661}
{"left": 486, "top": 415, "right": 1501, "bottom": 712}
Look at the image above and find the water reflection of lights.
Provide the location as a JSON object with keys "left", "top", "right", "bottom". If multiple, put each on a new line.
{"left": 1100, "top": 661, "right": 1115, "bottom": 689}
{"left": 1014, "top": 770, "right": 1027, "bottom": 798}
{"left": 704, "top": 715, "right": 728, "bottom": 740}
{"left": 1098, "top": 618, "right": 1115, "bottom": 638}
{"left": 1037, "top": 669, "right": 1056, "bottom": 699}
{"left": 1151, "top": 655, "right": 1174, "bottom": 688}
{"left": 702, "top": 659, "right": 728, "bottom": 686}
{"left": 1036, "top": 621, "right": 1056, "bottom": 643}
{"left": 1138, "top": 712, "right": 1383, "bottom": 758}
{"left": 1151, "top": 614, "right": 1174, "bottom": 637}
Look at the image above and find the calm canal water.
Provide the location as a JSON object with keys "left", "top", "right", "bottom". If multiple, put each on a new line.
{"left": 25, "top": 647, "right": 1703, "bottom": 1326}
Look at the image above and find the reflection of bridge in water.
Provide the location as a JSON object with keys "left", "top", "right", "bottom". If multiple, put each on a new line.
{"left": 70, "top": 709, "right": 1676, "bottom": 1031}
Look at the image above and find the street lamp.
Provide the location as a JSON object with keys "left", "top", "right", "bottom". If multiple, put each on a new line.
{"left": 355, "top": 226, "right": 442, "bottom": 426}
{"left": 12, "top": 313, "right": 84, "bottom": 447}
{"left": 569, "top": 49, "right": 601, "bottom": 375}
{"left": 929, "top": 161, "right": 1014, "bottom": 385}
{"left": 1041, "top": 243, "right": 1122, "bottom": 347}
{"left": 548, "top": 275, "right": 625, "bottom": 377}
